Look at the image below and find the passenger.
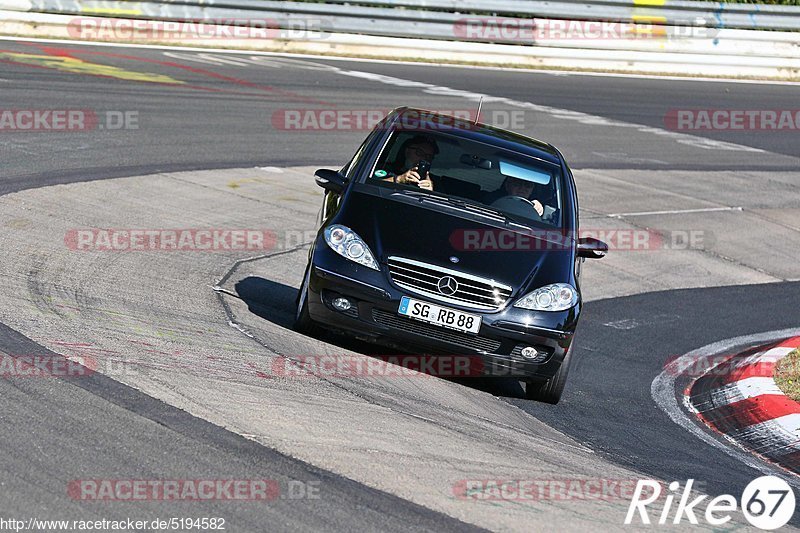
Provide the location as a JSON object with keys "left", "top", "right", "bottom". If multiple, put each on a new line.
{"left": 482, "top": 177, "right": 546, "bottom": 217}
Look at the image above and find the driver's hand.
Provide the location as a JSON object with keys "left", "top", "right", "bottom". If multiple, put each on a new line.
{"left": 398, "top": 169, "right": 432, "bottom": 191}
{"left": 418, "top": 179, "right": 434, "bottom": 191}
{"left": 533, "top": 199, "right": 544, "bottom": 217}
{"left": 396, "top": 169, "right": 421, "bottom": 185}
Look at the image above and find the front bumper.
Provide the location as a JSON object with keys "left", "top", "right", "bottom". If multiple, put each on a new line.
{"left": 306, "top": 246, "right": 578, "bottom": 381}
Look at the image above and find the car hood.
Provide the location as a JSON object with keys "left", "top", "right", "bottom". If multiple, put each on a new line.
{"left": 337, "top": 188, "right": 575, "bottom": 295}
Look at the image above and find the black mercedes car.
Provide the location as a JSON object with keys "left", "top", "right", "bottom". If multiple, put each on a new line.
{"left": 295, "top": 108, "right": 607, "bottom": 403}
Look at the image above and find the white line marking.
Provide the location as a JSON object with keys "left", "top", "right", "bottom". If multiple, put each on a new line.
{"left": 330, "top": 69, "right": 764, "bottom": 153}
{"left": 608, "top": 206, "right": 744, "bottom": 218}
{"left": 652, "top": 327, "right": 800, "bottom": 484}
{"left": 2, "top": 36, "right": 800, "bottom": 86}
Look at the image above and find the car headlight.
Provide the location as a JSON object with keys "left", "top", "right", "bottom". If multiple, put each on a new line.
{"left": 514, "top": 283, "right": 578, "bottom": 312}
{"left": 324, "top": 224, "right": 380, "bottom": 271}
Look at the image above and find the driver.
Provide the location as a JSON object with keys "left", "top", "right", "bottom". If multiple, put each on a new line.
{"left": 378, "top": 135, "right": 438, "bottom": 191}
{"left": 482, "top": 177, "right": 546, "bottom": 217}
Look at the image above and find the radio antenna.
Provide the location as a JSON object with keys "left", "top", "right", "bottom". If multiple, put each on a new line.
{"left": 474, "top": 97, "right": 483, "bottom": 125}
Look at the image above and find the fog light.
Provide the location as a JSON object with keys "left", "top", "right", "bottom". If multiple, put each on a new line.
{"left": 520, "top": 346, "right": 539, "bottom": 360}
{"left": 332, "top": 297, "right": 352, "bottom": 312}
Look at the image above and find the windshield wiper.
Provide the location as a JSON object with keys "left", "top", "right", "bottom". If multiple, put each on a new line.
{"left": 394, "top": 190, "right": 528, "bottom": 227}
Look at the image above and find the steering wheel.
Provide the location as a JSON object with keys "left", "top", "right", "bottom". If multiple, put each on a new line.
{"left": 490, "top": 195, "right": 542, "bottom": 220}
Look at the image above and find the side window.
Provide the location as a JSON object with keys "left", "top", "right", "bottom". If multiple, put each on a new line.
{"left": 343, "top": 130, "right": 379, "bottom": 179}
{"left": 370, "top": 131, "right": 404, "bottom": 179}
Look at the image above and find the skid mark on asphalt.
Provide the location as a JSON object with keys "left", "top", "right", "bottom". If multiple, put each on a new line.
{"left": 22, "top": 42, "right": 332, "bottom": 104}
{"left": 1, "top": 42, "right": 330, "bottom": 104}
{"left": 27, "top": 287, "right": 271, "bottom": 385}
{"left": 603, "top": 314, "right": 681, "bottom": 330}
{"left": 0, "top": 50, "right": 183, "bottom": 84}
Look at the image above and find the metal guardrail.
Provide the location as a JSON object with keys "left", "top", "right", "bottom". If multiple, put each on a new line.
{"left": 283, "top": 0, "right": 800, "bottom": 30}
{"left": 1, "top": 0, "right": 800, "bottom": 36}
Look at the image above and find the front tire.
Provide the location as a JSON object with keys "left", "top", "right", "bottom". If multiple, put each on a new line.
{"left": 294, "top": 264, "right": 322, "bottom": 336}
{"left": 525, "top": 343, "right": 574, "bottom": 404}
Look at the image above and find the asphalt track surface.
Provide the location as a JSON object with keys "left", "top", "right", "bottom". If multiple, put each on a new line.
{"left": 0, "top": 323, "right": 483, "bottom": 531}
{"left": 2, "top": 38, "right": 799, "bottom": 192}
{"left": 1, "top": 38, "right": 799, "bottom": 530}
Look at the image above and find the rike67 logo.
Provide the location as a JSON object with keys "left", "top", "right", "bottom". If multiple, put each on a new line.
{"left": 626, "top": 477, "right": 795, "bottom": 530}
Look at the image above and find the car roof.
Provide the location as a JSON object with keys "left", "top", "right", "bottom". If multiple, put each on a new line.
{"left": 386, "top": 107, "right": 563, "bottom": 166}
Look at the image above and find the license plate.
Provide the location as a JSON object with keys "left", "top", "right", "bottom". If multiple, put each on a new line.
{"left": 398, "top": 296, "right": 481, "bottom": 334}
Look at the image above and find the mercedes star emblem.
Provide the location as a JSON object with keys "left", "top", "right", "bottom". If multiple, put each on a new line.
{"left": 437, "top": 276, "right": 458, "bottom": 296}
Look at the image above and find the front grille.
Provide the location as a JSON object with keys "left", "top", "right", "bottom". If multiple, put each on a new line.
{"left": 387, "top": 256, "right": 513, "bottom": 311}
{"left": 372, "top": 308, "right": 502, "bottom": 353}
{"left": 341, "top": 307, "right": 359, "bottom": 318}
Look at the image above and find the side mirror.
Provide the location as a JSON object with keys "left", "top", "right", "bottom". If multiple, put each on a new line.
{"left": 315, "top": 169, "right": 347, "bottom": 193}
{"left": 577, "top": 237, "right": 608, "bottom": 259}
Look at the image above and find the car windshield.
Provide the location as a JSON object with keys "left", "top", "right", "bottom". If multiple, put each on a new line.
{"left": 365, "top": 129, "right": 563, "bottom": 228}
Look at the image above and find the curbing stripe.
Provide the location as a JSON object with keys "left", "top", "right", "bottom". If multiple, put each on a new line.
{"left": 709, "top": 394, "right": 800, "bottom": 428}
{"left": 688, "top": 336, "right": 800, "bottom": 472}
{"left": 778, "top": 337, "right": 800, "bottom": 349}
{"left": 709, "top": 376, "right": 785, "bottom": 406}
